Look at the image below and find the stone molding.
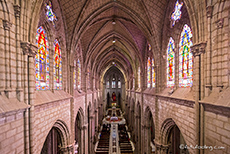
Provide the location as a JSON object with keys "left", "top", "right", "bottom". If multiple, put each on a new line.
{"left": 206, "top": 5, "right": 213, "bottom": 18}
{"left": 216, "top": 18, "right": 224, "bottom": 29}
{"left": 191, "top": 42, "right": 207, "bottom": 57}
{"left": 13, "top": 4, "right": 21, "bottom": 18}
{"left": 20, "top": 42, "right": 38, "bottom": 57}
{"left": 157, "top": 95, "right": 195, "bottom": 108}
{"left": 2, "top": 20, "right": 12, "bottom": 30}
{"left": 201, "top": 102, "right": 230, "bottom": 117}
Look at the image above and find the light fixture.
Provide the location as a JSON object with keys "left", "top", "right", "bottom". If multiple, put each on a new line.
{"left": 112, "top": 20, "right": 116, "bottom": 25}
{"left": 112, "top": 62, "right": 115, "bottom": 65}
{"left": 112, "top": 40, "right": 116, "bottom": 44}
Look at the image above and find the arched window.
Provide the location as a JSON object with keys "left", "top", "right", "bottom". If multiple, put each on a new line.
{"left": 152, "top": 58, "right": 156, "bottom": 88}
{"left": 138, "top": 67, "right": 141, "bottom": 88}
{"left": 77, "top": 59, "right": 81, "bottom": 89}
{"left": 35, "top": 26, "right": 49, "bottom": 90}
{"left": 179, "top": 24, "right": 193, "bottom": 87}
{"left": 74, "top": 60, "right": 77, "bottom": 89}
{"left": 167, "top": 37, "right": 175, "bottom": 87}
{"left": 147, "top": 57, "right": 151, "bottom": 88}
{"left": 53, "top": 40, "right": 62, "bottom": 90}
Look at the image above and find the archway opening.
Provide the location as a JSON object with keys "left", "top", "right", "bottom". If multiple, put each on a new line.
{"left": 41, "top": 127, "right": 62, "bottom": 154}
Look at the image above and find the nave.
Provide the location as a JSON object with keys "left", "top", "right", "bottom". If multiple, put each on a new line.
{"left": 95, "top": 107, "right": 135, "bottom": 154}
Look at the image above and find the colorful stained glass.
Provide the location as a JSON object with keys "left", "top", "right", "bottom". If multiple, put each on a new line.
{"left": 35, "top": 26, "right": 49, "bottom": 90}
{"left": 77, "top": 59, "right": 81, "bottom": 89}
{"left": 147, "top": 57, "right": 151, "bottom": 88}
{"left": 45, "top": 1, "right": 57, "bottom": 25}
{"left": 179, "top": 24, "right": 193, "bottom": 87}
{"left": 171, "top": 0, "right": 183, "bottom": 26}
{"left": 152, "top": 58, "right": 155, "bottom": 88}
{"left": 167, "top": 37, "right": 175, "bottom": 87}
{"left": 53, "top": 40, "right": 62, "bottom": 90}
{"left": 74, "top": 60, "right": 77, "bottom": 89}
{"left": 138, "top": 67, "right": 141, "bottom": 88}
{"left": 148, "top": 44, "right": 151, "bottom": 51}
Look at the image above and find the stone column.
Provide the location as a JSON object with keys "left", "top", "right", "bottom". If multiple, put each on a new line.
{"left": 14, "top": 4, "right": 23, "bottom": 102}
{"left": 205, "top": 5, "right": 213, "bottom": 96}
{"left": 3, "top": 19, "right": 12, "bottom": 91}
{"left": 21, "top": 42, "right": 37, "bottom": 153}
{"left": 191, "top": 42, "right": 206, "bottom": 154}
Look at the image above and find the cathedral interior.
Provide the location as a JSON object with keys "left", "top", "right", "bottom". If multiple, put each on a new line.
{"left": 0, "top": 0, "right": 230, "bottom": 154}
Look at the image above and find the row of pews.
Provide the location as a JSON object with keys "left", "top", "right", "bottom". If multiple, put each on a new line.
{"left": 118, "top": 124, "right": 133, "bottom": 154}
{"left": 95, "top": 124, "right": 111, "bottom": 154}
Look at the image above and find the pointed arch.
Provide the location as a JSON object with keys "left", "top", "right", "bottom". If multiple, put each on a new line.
{"left": 35, "top": 26, "right": 50, "bottom": 90}
{"left": 179, "top": 24, "right": 193, "bottom": 87}
{"left": 167, "top": 37, "right": 175, "bottom": 87}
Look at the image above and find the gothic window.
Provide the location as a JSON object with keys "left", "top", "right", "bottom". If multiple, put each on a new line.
{"left": 35, "top": 26, "right": 49, "bottom": 90}
{"left": 112, "top": 81, "right": 116, "bottom": 88}
{"left": 118, "top": 81, "right": 121, "bottom": 89}
{"left": 179, "top": 24, "right": 193, "bottom": 87}
{"left": 147, "top": 57, "right": 151, "bottom": 88}
{"left": 106, "top": 81, "right": 110, "bottom": 89}
{"left": 171, "top": 0, "right": 183, "bottom": 27}
{"left": 45, "top": 1, "right": 57, "bottom": 25}
{"left": 77, "top": 59, "right": 81, "bottom": 89}
{"left": 74, "top": 60, "right": 77, "bottom": 89}
{"left": 167, "top": 37, "right": 175, "bottom": 87}
{"left": 53, "top": 40, "right": 62, "bottom": 90}
{"left": 138, "top": 67, "right": 141, "bottom": 88}
{"left": 87, "top": 68, "right": 90, "bottom": 89}
{"left": 152, "top": 58, "right": 156, "bottom": 88}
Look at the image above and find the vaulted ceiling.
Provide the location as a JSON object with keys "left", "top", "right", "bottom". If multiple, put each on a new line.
{"left": 58, "top": 0, "right": 168, "bottom": 80}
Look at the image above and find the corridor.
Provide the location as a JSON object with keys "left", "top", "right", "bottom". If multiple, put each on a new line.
{"left": 95, "top": 107, "right": 135, "bottom": 154}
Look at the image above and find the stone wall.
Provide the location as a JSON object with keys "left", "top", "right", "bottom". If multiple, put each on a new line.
{"left": 0, "top": 110, "right": 25, "bottom": 154}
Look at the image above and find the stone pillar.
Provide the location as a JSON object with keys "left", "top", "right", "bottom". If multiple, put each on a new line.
{"left": 14, "top": 4, "right": 23, "bottom": 102}
{"left": 191, "top": 42, "right": 206, "bottom": 154}
{"left": 3, "top": 19, "right": 12, "bottom": 91}
{"left": 205, "top": 5, "right": 213, "bottom": 96}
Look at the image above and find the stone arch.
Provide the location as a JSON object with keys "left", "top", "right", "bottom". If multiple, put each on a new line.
{"left": 135, "top": 102, "right": 142, "bottom": 153}
{"left": 74, "top": 108, "right": 84, "bottom": 154}
{"left": 144, "top": 106, "right": 155, "bottom": 154}
{"left": 160, "top": 118, "right": 189, "bottom": 154}
{"left": 41, "top": 120, "right": 70, "bottom": 153}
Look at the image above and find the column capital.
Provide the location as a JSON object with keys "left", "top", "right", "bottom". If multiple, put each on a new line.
{"left": 21, "top": 42, "right": 38, "bottom": 57}
{"left": 3, "top": 20, "right": 12, "bottom": 30}
{"left": 191, "top": 42, "right": 207, "bottom": 57}
{"left": 13, "top": 4, "right": 21, "bottom": 18}
{"left": 206, "top": 5, "right": 213, "bottom": 18}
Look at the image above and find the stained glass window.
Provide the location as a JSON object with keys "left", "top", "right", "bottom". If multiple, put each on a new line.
{"left": 147, "top": 57, "right": 151, "bottom": 88}
{"left": 152, "top": 58, "right": 156, "bottom": 88}
{"left": 179, "top": 24, "right": 193, "bottom": 87}
{"left": 53, "top": 40, "right": 62, "bottom": 90}
{"left": 106, "top": 81, "right": 110, "bottom": 88}
{"left": 35, "top": 26, "right": 49, "bottom": 90}
{"left": 133, "top": 78, "right": 135, "bottom": 89}
{"left": 171, "top": 0, "right": 183, "bottom": 26}
{"left": 74, "top": 60, "right": 77, "bottom": 89}
{"left": 138, "top": 67, "right": 141, "bottom": 88}
{"left": 45, "top": 1, "right": 57, "bottom": 25}
{"left": 167, "top": 37, "right": 175, "bottom": 87}
{"left": 77, "top": 59, "right": 81, "bottom": 89}
{"left": 118, "top": 81, "right": 121, "bottom": 88}
{"left": 87, "top": 68, "right": 90, "bottom": 89}
{"left": 112, "top": 81, "right": 116, "bottom": 88}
